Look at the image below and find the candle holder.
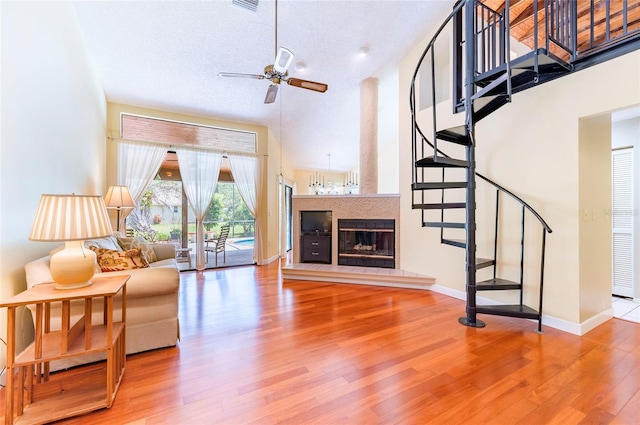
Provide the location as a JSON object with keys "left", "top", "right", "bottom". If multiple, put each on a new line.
{"left": 345, "top": 171, "right": 359, "bottom": 194}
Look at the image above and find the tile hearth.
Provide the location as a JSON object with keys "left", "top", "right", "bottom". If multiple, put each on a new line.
{"left": 281, "top": 263, "right": 435, "bottom": 289}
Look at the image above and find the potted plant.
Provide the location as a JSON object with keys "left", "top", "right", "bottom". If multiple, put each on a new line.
{"left": 169, "top": 228, "right": 181, "bottom": 241}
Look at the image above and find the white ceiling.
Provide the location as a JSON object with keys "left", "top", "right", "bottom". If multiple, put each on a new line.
{"left": 73, "top": 0, "right": 454, "bottom": 172}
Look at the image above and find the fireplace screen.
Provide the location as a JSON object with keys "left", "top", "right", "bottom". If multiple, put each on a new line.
{"left": 338, "top": 219, "right": 395, "bottom": 268}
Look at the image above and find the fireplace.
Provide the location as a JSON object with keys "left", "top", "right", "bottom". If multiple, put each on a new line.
{"left": 338, "top": 219, "right": 395, "bottom": 268}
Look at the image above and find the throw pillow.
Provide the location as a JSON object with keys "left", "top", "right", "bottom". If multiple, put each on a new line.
{"left": 116, "top": 237, "right": 134, "bottom": 251}
{"left": 131, "top": 236, "right": 158, "bottom": 263}
{"left": 90, "top": 247, "right": 150, "bottom": 272}
{"left": 85, "top": 235, "right": 121, "bottom": 252}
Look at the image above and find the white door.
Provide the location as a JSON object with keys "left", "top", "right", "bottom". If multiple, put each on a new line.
{"left": 612, "top": 148, "right": 634, "bottom": 297}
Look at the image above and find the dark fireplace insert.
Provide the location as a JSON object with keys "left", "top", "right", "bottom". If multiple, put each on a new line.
{"left": 338, "top": 219, "right": 395, "bottom": 268}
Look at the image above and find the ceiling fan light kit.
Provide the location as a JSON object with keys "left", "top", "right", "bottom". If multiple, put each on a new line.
{"left": 219, "top": 0, "right": 328, "bottom": 104}
{"left": 219, "top": 46, "right": 328, "bottom": 104}
{"left": 264, "top": 84, "right": 279, "bottom": 104}
{"left": 274, "top": 47, "right": 294, "bottom": 73}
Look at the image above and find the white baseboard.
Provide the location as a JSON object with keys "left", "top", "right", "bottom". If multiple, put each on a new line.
{"left": 260, "top": 254, "right": 280, "bottom": 265}
{"left": 425, "top": 283, "right": 613, "bottom": 336}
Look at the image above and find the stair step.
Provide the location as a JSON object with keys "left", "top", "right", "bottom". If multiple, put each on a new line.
{"left": 458, "top": 50, "right": 571, "bottom": 119}
{"left": 475, "top": 48, "right": 571, "bottom": 88}
{"left": 477, "top": 278, "right": 522, "bottom": 291}
{"left": 415, "top": 156, "right": 469, "bottom": 168}
{"left": 472, "top": 72, "right": 509, "bottom": 100}
{"left": 412, "top": 202, "right": 466, "bottom": 210}
{"left": 510, "top": 48, "right": 572, "bottom": 73}
{"left": 476, "top": 258, "right": 495, "bottom": 269}
{"left": 476, "top": 304, "right": 540, "bottom": 320}
{"left": 423, "top": 222, "right": 465, "bottom": 229}
{"left": 442, "top": 238, "right": 466, "bottom": 248}
{"left": 412, "top": 182, "right": 467, "bottom": 190}
{"left": 473, "top": 94, "right": 510, "bottom": 122}
{"left": 436, "top": 126, "right": 470, "bottom": 145}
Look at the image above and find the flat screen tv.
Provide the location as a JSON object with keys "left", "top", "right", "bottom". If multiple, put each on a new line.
{"left": 301, "top": 210, "right": 332, "bottom": 235}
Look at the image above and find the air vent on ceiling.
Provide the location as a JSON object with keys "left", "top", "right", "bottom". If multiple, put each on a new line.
{"left": 232, "top": 0, "right": 258, "bottom": 12}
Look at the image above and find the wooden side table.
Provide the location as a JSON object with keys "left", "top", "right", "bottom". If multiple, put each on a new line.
{"left": 1, "top": 274, "right": 129, "bottom": 425}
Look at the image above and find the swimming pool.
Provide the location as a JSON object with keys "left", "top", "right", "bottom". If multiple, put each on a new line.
{"left": 232, "top": 238, "right": 254, "bottom": 246}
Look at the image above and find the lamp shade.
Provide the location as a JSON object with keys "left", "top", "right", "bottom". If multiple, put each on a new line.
{"left": 29, "top": 194, "right": 113, "bottom": 290}
{"left": 29, "top": 194, "right": 113, "bottom": 241}
{"left": 103, "top": 185, "right": 135, "bottom": 209}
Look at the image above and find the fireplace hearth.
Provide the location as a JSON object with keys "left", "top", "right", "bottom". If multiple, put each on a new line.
{"left": 338, "top": 219, "right": 395, "bottom": 268}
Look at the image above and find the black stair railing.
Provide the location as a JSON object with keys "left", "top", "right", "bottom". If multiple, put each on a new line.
{"left": 475, "top": 1, "right": 509, "bottom": 75}
{"left": 547, "top": 0, "right": 577, "bottom": 56}
{"left": 410, "top": 0, "right": 553, "bottom": 330}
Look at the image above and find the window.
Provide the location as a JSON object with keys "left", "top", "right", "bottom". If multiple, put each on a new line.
{"left": 121, "top": 113, "right": 257, "bottom": 153}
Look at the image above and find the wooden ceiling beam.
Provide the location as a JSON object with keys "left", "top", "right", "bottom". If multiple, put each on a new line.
{"left": 480, "top": 0, "right": 639, "bottom": 55}
{"left": 509, "top": 0, "right": 545, "bottom": 28}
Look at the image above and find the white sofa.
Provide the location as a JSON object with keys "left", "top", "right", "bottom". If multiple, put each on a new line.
{"left": 24, "top": 235, "right": 180, "bottom": 370}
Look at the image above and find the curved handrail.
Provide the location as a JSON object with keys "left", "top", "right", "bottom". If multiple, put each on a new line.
{"left": 410, "top": 0, "right": 552, "bottom": 235}
{"left": 416, "top": 128, "right": 553, "bottom": 234}
{"left": 476, "top": 174, "right": 553, "bottom": 233}
{"left": 409, "top": 0, "right": 466, "bottom": 116}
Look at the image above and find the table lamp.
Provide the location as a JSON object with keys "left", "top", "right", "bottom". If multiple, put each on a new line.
{"left": 29, "top": 194, "right": 113, "bottom": 290}
{"left": 103, "top": 185, "right": 135, "bottom": 232}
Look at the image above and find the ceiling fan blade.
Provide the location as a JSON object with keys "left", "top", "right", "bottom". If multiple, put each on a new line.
{"left": 273, "top": 47, "right": 294, "bottom": 74}
{"left": 218, "top": 72, "right": 265, "bottom": 79}
{"left": 264, "top": 84, "right": 279, "bottom": 104}
{"left": 287, "top": 78, "right": 328, "bottom": 93}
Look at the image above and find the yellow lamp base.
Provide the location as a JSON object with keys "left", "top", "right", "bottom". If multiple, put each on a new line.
{"left": 50, "top": 240, "right": 96, "bottom": 290}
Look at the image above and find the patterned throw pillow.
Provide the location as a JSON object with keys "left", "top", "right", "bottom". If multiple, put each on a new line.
{"left": 90, "top": 247, "right": 150, "bottom": 272}
{"left": 131, "top": 237, "right": 158, "bottom": 263}
{"left": 116, "top": 237, "right": 134, "bottom": 251}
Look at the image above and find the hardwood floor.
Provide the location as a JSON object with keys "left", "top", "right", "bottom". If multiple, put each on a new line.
{"left": 2, "top": 261, "right": 639, "bottom": 424}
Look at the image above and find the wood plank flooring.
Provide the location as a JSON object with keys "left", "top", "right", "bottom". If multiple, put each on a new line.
{"left": 2, "top": 261, "right": 639, "bottom": 424}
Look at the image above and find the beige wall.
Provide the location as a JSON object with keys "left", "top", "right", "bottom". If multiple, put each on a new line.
{"left": 1, "top": 1, "right": 107, "bottom": 365}
{"left": 579, "top": 115, "right": 613, "bottom": 322}
{"left": 105, "top": 103, "right": 280, "bottom": 264}
{"left": 265, "top": 128, "right": 282, "bottom": 263}
{"left": 399, "top": 23, "right": 640, "bottom": 331}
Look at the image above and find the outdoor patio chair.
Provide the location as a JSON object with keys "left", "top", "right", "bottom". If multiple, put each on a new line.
{"left": 205, "top": 224, "right": 230, "bottom": 267}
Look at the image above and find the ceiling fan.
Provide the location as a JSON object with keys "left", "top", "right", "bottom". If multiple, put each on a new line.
{"left": 218, "top": 1, "right": 328, "bottom": 104}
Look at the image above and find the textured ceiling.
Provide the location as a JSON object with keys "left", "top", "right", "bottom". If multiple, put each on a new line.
{"left": 73, "top": 0, "right": 455, "bottom": 172}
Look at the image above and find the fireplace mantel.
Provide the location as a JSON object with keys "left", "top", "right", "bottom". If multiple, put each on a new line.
{"left": 292, "top": 194, "right": 400, "bottom": 268}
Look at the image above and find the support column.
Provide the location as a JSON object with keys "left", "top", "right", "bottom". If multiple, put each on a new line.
{"left": 359, "top": 77, "right": 378, "bottom": 194}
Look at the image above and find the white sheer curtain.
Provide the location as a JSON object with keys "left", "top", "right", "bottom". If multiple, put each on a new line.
{"left": 176, "top": 147, "right": 222, "bottom": 270}
{"left": 117, "top": 141, "right": 167, "bottom": 230}
{"left": 228, "top": 153, "right": 264, "bottom": 265}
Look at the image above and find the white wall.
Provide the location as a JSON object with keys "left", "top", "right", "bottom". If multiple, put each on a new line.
{"left": 288, "top": 67, "right": 400, "bottom": 196}
{"left": 1, "top": 1, "right": 107, "bottom": 368}
{"left": 612, "top": 115, "right": 640, "bottom": 300}
{"left": 399, "top": 22, "right": 640, "bottom": 333}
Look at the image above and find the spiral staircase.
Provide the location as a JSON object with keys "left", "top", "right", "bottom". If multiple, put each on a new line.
{"left": 411, "top": 0, "right": 640, "bottom": 331}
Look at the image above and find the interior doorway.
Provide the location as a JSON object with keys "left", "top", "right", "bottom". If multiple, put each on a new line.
{"left": 611, "top": 107, "right": 640, "bottom": 302}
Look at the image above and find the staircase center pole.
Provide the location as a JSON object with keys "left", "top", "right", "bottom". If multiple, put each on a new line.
{"left": 459, "top": 0, "right": 485, "bottom": 328}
